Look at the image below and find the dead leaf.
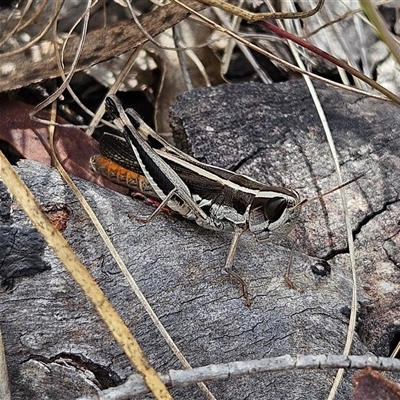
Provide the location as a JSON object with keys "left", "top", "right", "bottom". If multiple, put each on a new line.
{"left": 148, "top": 13, "right": 225, "bottom": 136}
{"left": 353, "top": 367, "right": 400, "bottom": 400}
{"left": 0, "top": 98, "right": 128, "bottom": 194}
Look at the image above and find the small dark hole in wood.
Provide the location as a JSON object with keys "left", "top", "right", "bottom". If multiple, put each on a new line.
{"left": 311, "top": 260, "right": 331, "bottom": 277}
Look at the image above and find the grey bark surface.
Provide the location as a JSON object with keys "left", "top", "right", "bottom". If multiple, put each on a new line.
{"left": 170, "top": 80, "right": 400, "bottom": 359}
{"left": 0, "top": 80, "right": 399, "bottom": 399}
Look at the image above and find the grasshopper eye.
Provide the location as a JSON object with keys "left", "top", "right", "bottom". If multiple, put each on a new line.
{"left": 263, "top": 197, "right": 288, "bottom": 222}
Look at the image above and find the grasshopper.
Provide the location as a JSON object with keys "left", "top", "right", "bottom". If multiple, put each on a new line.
{"left": 91, "top": 95, "right": 306, "bottom": 306}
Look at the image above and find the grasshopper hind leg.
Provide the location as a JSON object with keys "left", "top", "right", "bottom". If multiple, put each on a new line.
{"left": 283, "top": 238, "right": 304, "bottom": 293}
{"left": 223, "top": 226, "right": 251, "bottom": 307}
{"left": 130, "top": 188, "right": 180, "bottom": 224}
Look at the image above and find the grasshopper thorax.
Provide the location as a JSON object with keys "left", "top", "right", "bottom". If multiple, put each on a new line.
{"left": 249, "top": 189, "right": 301, "bottom": 241}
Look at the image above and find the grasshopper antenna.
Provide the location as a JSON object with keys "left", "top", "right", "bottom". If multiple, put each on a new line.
{"left": 294, "top": 173, "right": 365, "bottom": 210}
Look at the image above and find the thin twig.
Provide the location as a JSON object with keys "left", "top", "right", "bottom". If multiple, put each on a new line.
{"left": 0, "top": 0, "right": 64, "bottom": 59}
{"left": 77, "top": 354, "right": 400, "bottom": 400}
{"left": 196, "top": 0, "right": 325, "bottom": 22}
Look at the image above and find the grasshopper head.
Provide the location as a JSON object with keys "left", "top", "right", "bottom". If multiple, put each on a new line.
{"left": 249, "top": 189, "right": 301, "bottom": 241}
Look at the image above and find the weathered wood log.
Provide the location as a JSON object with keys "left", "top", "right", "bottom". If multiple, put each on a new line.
{"left": 1, "top": 80, "right": 399, "bottom": 399}
{"left": 170, "top": 80, "right": 400, "bottom": 359}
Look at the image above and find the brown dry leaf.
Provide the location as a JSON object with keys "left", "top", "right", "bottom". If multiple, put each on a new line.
{"left": 148, "top": 15, "right": 225, "bottom": 136}
{"left": 353, "top": 367, "right": 400, "bottom": 400}
{"left": 0, "top": 98, "right": 127, "bottom": 194}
